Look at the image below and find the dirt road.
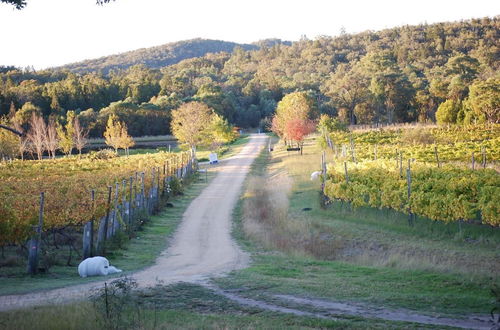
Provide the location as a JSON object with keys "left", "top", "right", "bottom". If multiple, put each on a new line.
{"left": 0, "top": 134, "right": 268, "bottom": 311}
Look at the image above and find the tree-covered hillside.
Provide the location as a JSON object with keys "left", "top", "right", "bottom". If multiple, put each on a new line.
{"left": 0, "top": 18, "right": 498, "bottom": 138}
{"left": 55, "top": 39, "right": 259, "bottom": 74}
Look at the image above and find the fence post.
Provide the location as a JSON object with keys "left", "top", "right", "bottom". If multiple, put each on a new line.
{"left": 27, "top": 192, "right": 44, "bottom": 275}
{"left": 471, "top": 152, "right": 475, "bottom": 170}
{"left": 128, "top": 177, "right": 133, "bottom": 235}
{"left": 97, "top": 186, "right": 112, "bottom": 255}
{"left": 141, "top": 172, "right": 145, "bottom": 212}
{"left": 349, "top": 135, "right": 356, "bottom": 163}
{"left": 481, "top": 146, "right": 486, "bottom": 168}
{"left": 321, "top": 151, "right": 327, "bottom": 193}
{"left": 344, "top": 162, "right": 349, "bottom": 183}
{"left": 406, "top": 166, "right": 413, "bottom": 227}
{"left": 82, "top": 190, "right": 95, "bottom": 259}
{"left": 111, "top": 182, "right": 120, "bottom": 237}
{"left": 434, "top": 146, "right": 441, "bottom": 168}
{"left": 399, "top": 152, "right": 403, "bottom": 178}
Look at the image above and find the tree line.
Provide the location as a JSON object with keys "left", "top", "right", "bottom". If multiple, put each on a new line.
{"left": 0, "top": 17, "right": 498, "bottom": 144}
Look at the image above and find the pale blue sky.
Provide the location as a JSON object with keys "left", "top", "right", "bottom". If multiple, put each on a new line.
{"left": 0, "top": 0, "right": 498, "bottom": 69}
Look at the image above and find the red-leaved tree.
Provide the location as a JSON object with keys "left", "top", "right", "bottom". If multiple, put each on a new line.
{"left": 285, "top": 119, "right": 316, "bottom": 155}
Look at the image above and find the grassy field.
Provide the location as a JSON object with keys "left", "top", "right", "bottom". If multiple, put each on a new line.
{"left": 0, "top": 282, "right": 411, "bottom": 329}
{"left": 216, "top": 135, "right": 499, "bottom": 317}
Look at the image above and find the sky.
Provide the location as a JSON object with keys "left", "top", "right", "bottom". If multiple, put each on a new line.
{"left": 0, "top": 0, "right": 498, "bottom": 69}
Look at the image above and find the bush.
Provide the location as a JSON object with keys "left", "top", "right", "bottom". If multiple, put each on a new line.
{"left": 86, "top": 149, "right": 118, "bottom": 160}
{"left": 400, "top": 128, "right": 435, "bottom": 145}
{"left": 90, "top": 277, "right": 143, "bottom": 330}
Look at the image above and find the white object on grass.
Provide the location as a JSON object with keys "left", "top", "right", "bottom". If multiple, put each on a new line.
{"left": 209, "top": 153, "right": 218, "bottom": 164}
{"left": 78, "top": 256, "right": 122, "bottom": 278}
{"left": 310, "top": 171, "right": 322, "bottom": 181}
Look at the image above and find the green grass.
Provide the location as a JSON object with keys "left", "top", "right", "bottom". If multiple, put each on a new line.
{"left": 0, "top": 282, "right": 427, "bottom": 329}
{"left": 219, "top": 134, "right": 499, "bottom": 317}
{"left": 0, "top": 173, "right": 215, "bottom": 296}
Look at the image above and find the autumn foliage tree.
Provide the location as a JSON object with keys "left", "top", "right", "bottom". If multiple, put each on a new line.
{"left": 104, "top": 114, "right": 135, "bottom": 154}
{"left": 171, "top": 101, "right": 215, "bottom": 150}
{"left": 285, "top": 119, "right": 316, "bottom": 155}
{"left": 271, "top": 92, "right": 317, "bottom": 145}
{"left": 57, "top": 111, "right": 75, "bottom": 156}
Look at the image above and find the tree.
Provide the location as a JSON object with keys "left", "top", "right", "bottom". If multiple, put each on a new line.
{"left": 361, "top": 51, "right": 416, "bottom": 123}
{"left": 45, "top": 117, "right": 59, "bottom": 159}
{"left": 468, "top": 78, "right": 499, "bottom": 124}
{"left": 103, "top": 114, "right": 123, "bottom": 152}
{"left": 0, "top": 116, "right": 19, "bottom": 160}
{"left": 285, "top": 119, "right": 316, "bottom": 155}
{"left": 1, "top": 0, "right": 114, "bottom": 10}
{"left": 57, "top": 111, "right": 75, "bottom": 156}
{"left": 13, "top": 102, "right": 41, "bottom": 130}
{"left": 103, "top": 114, "right": 134, "bottom": 154}
{"left": 317, "top": 114, "right": 347, "bottom": 134}
{"left": 271, "top": 92, "right": 317, "bottom": 143}
{"left": 73, "top": 116, "right": 89, "bottom": 155}
{"left": 118, "top": 123, "right": 134, "bottom": 156}
{"left": 435, "top": 99, "right": 461, "bottom": 124}
{"left": 26, "top": 113, "right": 46, "bottom": 160}
{"left": 324, "top": 64, "right": 368, "bottom": 125}
{"left": 170, "top": 101, "right": 215, "bottom": 149}
{"left": 208, "top": 114, "right": 237, "bottom": 151}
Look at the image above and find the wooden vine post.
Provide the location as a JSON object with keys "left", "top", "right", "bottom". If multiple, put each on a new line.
{"left": 97, "top": 186, "right": 113, "bottom": 256}
{"left": 82, "top": 190, "right": 95, "bottom": 259}
{"left": 128, "top": 177, "right": 134, "bottom": 236}
{"left": 27, "top": 192, "right": 44, "bottom": 274}
{"left": 112, "top": 182, "right": 120, "bottom": 236}
{"left": 321, "top": 151, "right": 327, "bottom": 194}
{"left": 481, "top": 146, "right": 486, "bottom": 168}
{"left": 399, "top": 152, "right": 403, "bottom": 178}
{"left": 406, "top": 159, "right": 414, "bottom": 227}
{"left": 434, "top": 146, "right": 440, "bottom": 168}
{"left": 344, "top": 161, "right": 349, "bottom": 183}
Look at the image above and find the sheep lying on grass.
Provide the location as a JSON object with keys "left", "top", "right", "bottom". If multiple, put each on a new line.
{"left": 310, "top": 171, "right": 322, "bottom": 181}
{"left": 78, "top": 256, "right": 122, "bottom": 277}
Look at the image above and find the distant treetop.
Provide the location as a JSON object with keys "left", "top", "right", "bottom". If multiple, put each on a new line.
{"left": 1, "top": 0, "right": 114, "bottom": 10}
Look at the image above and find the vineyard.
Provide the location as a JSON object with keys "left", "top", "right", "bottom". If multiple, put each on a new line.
{"left": 323, "top": 124, "right": 500, "bottom": 226}
{"left": 326, "top": 124, "right": 500, "bottom": 166}
{"left": 0, "top": 150, "right": 196, "bottom": 266}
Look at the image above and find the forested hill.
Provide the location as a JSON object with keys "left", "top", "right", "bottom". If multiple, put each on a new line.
{"left": 55, "top": 39, "right": 259, "bottom": 74}
{"left": 0, "top": 18, "right": 498, "bottom": 138}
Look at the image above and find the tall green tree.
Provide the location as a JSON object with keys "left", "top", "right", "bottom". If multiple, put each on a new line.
{"left": 324, "top": 63, "right": 368, "bottom": 125}
{"left": 467, "top": 78, "right": 499, "bottom": 124}
{"left": 435, "top": 99, "right": 461, "bottom": 124}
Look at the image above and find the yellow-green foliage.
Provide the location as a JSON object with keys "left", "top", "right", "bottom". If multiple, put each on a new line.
{"left": 328, "top": 124, "right": 500, "bottom": 164}
{"left": 325, "top": 160, "right": 500, "bottom": 226}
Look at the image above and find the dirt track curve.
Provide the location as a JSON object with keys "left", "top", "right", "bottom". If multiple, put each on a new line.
{"left": 0, "top": 134, "right": 268, "bottom": 311}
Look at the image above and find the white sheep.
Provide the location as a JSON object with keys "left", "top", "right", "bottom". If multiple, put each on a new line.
{"left": 310, "top": 171, "right": 322, "bottom": 181}
{"left": 78, "top": 256, "right": 122, "bottom": 278}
